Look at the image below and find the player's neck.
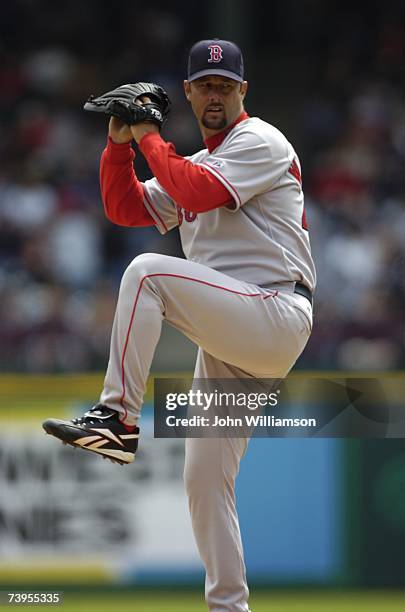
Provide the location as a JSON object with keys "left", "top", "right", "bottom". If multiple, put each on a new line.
{"left": 203, "top": 110, "right": 249, "bottom": 153}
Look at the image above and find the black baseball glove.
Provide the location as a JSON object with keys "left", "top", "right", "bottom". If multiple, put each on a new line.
{"left": 83, "top": 82, "right": 171, "bottom": 128}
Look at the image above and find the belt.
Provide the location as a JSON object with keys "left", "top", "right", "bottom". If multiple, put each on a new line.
{"left": 294, "top": 282, "right": 313, "bottom": 306}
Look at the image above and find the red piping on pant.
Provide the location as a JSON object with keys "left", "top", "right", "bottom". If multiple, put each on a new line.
{"left": 263, "top": 290, "right": 279, "bottom": 300}
{"left": 119, "top": 272, "right": 275, "bottom": 422}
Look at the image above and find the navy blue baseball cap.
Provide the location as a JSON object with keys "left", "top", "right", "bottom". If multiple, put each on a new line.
{"left": 187, "top": 39, "right": 244, "bottom": 83}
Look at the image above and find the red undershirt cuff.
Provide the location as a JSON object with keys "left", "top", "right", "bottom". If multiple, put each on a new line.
{"left": 105, "top": 136, "right": 135, "bottom": 164}
{"left": 138, "top": 132, "right": 165, "bottom": 157}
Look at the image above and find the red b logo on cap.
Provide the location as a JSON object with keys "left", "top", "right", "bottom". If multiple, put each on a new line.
{"left": 208, "top": 44, "right": 223, "bottom": 63}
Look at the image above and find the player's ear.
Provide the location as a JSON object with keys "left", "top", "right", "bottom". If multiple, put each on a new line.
{"left": 184, "top": 80, "right": 191, "bottom": 102}
{"left": 240, "top": 81, "right": 248, "bottom": 100}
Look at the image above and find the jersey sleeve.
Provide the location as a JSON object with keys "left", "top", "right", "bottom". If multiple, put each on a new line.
{"left": 197, "top": 127, "right": 294, "bottom": 211}
{"left": 139, "top": 133, "right": 234, "bottom": 213}
{"left": 142, "top": 177, "right": 179, "bottom": 234}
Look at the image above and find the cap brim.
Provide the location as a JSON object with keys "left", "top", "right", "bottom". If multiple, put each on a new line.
{"left": 187, "top": 68, "right": 243, "bottom": 83}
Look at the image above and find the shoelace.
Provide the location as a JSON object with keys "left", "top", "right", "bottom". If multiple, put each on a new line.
{"left": 72, "top": 405, "right": 112, "bottom": 426}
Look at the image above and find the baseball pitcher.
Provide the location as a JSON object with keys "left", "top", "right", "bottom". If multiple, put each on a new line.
{"left": 43, "top": 39, "right": 316, "bottom": 612}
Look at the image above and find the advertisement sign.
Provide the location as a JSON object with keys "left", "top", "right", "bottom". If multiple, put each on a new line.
{"left": 0, "top": 375, "right": 342, "bottom": 586}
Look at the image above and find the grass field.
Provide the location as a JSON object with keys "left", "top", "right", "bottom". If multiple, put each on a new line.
{"left": 7, "top": 591, "right": 405, "bottom": 611}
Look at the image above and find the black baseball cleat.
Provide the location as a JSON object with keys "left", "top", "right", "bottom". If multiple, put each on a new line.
{"left": 42, "top": 404, "right": 139, "bottom": 465}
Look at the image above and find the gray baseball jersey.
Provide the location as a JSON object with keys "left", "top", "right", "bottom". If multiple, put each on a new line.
{"left": 142, "top": 116, "right": 316, "bottom": 291}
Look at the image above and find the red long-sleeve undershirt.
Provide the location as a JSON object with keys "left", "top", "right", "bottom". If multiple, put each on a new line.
{"left": 139, "top": 132, "right": 233, "bottom": 213}
{"left": 100, "top": 133, "right": 233, "bottom": 228}
{"left": 100, "top": 139, "right": 155, "bottom": 227}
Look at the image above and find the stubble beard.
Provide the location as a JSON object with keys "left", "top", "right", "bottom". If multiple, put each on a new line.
{"left": 201, "top": 114, "right": 227, "bottom": 131}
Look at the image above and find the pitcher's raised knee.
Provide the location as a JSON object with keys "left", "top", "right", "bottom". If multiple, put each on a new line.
{"left": 130, "top": 252, "right": 171, "bottom": 274}
{"left": 121, "top": 252, "right": 172, "bottom": 286}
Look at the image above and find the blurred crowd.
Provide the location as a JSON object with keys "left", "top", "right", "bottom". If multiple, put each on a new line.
{"left": 296, "top": 6, "right": 405, "bottom": 369}
{"left": 0, "top": 1, "right": 404, "bottom": 371}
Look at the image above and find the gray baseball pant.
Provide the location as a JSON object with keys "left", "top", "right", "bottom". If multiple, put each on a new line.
{"left": 100, "top": 253, "right": 312, "bottom": 612}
